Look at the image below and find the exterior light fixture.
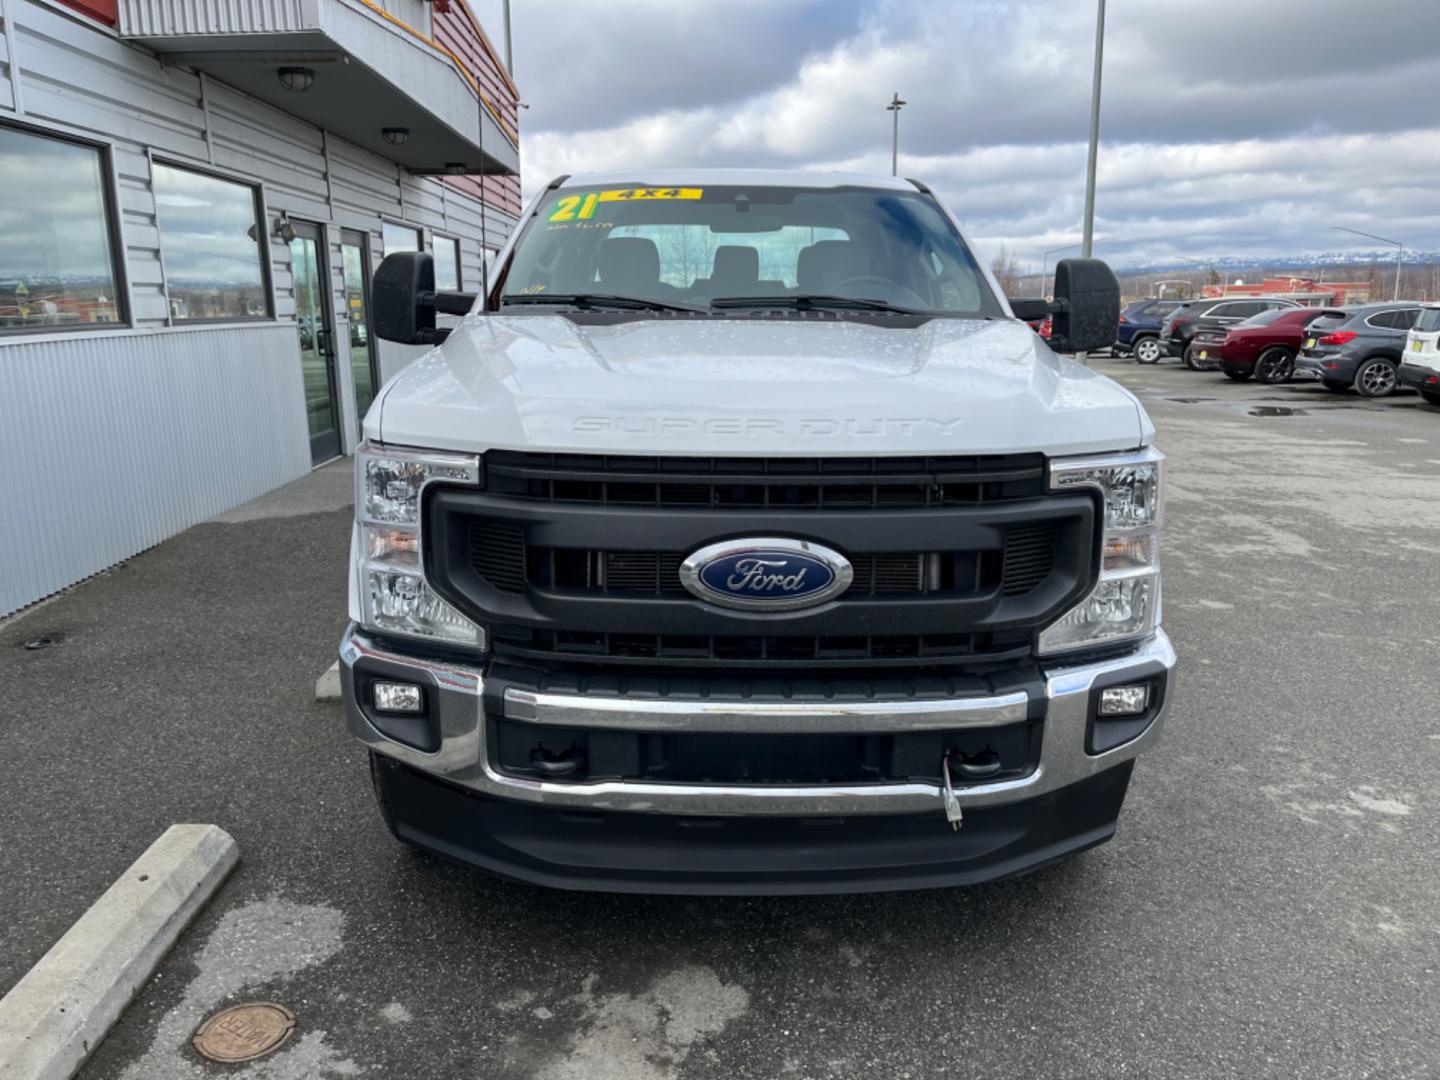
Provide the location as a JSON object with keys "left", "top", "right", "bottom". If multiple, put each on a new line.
{"left": 372, "top": 681, "right": 424, "bottom": 715}
{"left": 277, "top": 66, "right": 315, "bottom": 92}
{"left": 382, "top": 127, "right": 410, "bottom": 146}
{"left": 273, "top": 212, "right": 297, "bottom": 244}
{"left": 444, "top": 162, "right": 466, "bottom": 175}
{"left": 1099, "top": 685, "right": 1151, "bottom": 717}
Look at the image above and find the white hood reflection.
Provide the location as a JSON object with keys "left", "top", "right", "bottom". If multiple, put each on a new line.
{"left": 371, "top": 314, "right": 1151, "bottom": 457}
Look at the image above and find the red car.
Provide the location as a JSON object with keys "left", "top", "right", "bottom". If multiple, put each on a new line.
{"left": 1214, "top": 307, "right": 1326, "bottom": 384}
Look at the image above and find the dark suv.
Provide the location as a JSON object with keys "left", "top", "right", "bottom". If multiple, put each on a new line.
{"left": 1116, "top": 298, "right": 1183, "bottom": 363}
{"left": 1293, "top": 302, "right": 1423, "bottom": 397}
{"left": 1161, "top": 297, "right": 1300, "bottom": 369}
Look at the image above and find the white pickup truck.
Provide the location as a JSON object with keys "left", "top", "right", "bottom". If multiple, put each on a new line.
{"left": 340, "top": 170, "right": 1175, "bottom": 894}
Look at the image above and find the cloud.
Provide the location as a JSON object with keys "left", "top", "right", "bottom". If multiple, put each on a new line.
{"left": 494, "top": 0, "right": 1440, "bottom": 268}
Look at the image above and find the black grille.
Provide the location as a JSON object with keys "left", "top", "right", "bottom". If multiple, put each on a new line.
{"left": 428, "top": 453, "right": 1098, "bottom": 674}
{"left": 484, "top": 451, "right": 1046, "bottom": 509}
{"left": 468, "top": 531, "right": 1054, "bottom": 600}
{"left": 468, "top": 522, "right": 526, "bottom": 593}
{"left": 1000, "top": 525, "right": 1057, "bottom": 595}
{"left": 603, "top": 552, "right": 686, "bottom": 594}
{"left": 490, "top": 627, "right": 1032, "bottom": 669}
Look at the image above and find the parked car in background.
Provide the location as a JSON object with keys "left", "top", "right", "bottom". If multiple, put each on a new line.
{"left": 1398, "top": 303, "right": 1440, "bottom": 406}
{"left": 1293, "top": 302, "right": 1423, "bottom": 397}
{"left": 1169, "top": 298, "right": 1300, "bottom": 370}
{"left": 1206, "top": 307, "right": 1327, "bottom": 383}
{"left": 1116, "top": 298, "right": 1183, "bottom": 362}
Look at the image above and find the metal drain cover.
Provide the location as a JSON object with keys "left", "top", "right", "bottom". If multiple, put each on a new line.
{"left": 192, "top": 1002, "right": 296, "bottom": 1063}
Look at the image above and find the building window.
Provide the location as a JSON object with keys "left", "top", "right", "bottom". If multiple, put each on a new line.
{"left": 433, "top": 235, "right": 461, "bottom": 291}
{"left": 0, "top": 125, "right": 123, "bottom": 331}
{"left": 153, "top": 162, "right": 268, "bottom": 321}
{"left": 382, "top": 222, "right": 421, "bottom": 255}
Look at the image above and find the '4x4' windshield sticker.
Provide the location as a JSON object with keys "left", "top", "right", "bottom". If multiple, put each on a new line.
{"left": 549, "top": 188, "right": 703, "bottom": 222}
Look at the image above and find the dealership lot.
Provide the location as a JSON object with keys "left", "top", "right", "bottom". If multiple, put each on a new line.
{"left": 2, "top": 360, "right": 1437, "bottom": 1080}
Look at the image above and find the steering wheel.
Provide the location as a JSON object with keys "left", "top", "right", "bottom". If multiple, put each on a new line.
{"left": 827, "top": 275, "right": 930, "bottom": 310}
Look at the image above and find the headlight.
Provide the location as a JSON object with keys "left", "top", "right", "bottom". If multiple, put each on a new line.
{"left": 355, "top": 443, "right": 485, "bottom": 649}
{"left": 1038, "top": 447, "right": 1163, "bottom": 655}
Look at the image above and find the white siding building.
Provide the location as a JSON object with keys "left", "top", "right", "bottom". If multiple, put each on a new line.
{"left": 0, "top": 0, "right": 522, "bottom": 616}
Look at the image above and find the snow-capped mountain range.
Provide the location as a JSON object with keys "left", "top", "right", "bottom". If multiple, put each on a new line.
{"left": 1115, "top": 249, "right": 1440, "bottom": 275}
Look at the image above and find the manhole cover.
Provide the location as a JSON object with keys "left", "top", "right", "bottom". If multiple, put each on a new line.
{"left": 192, "top": 1003, "right": 296, "bottom": 1063}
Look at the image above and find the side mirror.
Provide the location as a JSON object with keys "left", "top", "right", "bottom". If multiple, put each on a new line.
{"left": 1049, "top": 257, "right": 1120, "bottom": 353}
{"left": 372, "top": 251, "right": 477, "bottom": 345}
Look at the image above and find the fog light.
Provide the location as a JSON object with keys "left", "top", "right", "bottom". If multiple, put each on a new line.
{"left": 373, "top": 681, "right": 423, "bottom": 714}
{"left": 1099, "top": 684, "right": 1150, "bottom": 717}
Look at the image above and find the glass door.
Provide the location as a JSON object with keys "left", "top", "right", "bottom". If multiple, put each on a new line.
{"left": 340, "top": 229, "right": 379, "bottom": 433}
{"left": 289, "top": 221, "right": 341, "bottom": 464}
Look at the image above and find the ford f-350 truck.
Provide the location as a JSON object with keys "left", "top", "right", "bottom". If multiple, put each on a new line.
{"left": 340, "top": 170, "right": 1175, "bottom": 894}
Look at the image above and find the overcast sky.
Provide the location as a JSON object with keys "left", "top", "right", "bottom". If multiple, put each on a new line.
{"left": 474, "top": 0, "right": 1440, "bottom": 271}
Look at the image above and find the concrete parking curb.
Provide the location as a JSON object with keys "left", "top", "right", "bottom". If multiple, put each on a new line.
{"left": 0, "top": 824, "right": 238, "bottom": 1080}
{"left": 315, "top": 661, "right": 341, "bottom": 701}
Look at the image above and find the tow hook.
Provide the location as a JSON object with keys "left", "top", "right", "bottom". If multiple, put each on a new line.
{"left": 530, "top": 746, "right": 585, "bottom": 778}
{"left": 941, "top": 752, "right": 963, "bottom": 830}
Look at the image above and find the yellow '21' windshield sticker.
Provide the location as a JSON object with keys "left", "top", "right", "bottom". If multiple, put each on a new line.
{"left": 549, "top": 188, "right": 703, "bottom": 222}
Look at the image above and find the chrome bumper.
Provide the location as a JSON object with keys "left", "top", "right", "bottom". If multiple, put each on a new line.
{"left": 340, "top": 625, "right": 1176, "bottom": 817}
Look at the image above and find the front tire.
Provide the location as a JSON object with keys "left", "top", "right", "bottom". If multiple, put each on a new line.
{"left": 1133, "top": 337, "right": 1163, "bottom": 364}
{"left": 1254, "top": 347, "right": 1295, "bottom": 385}
{"left": 1354, "top": 358, "right": 1398, "bottom": 398}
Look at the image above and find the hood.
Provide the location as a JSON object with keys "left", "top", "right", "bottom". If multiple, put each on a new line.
{"left": 371, "top": 314, "right": 1152, "bottom": 457}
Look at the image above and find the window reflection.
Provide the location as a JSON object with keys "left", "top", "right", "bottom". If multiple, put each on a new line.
{"left": 0, "top": 126, "right": 121, "bottom": 330}
{"left": 342, "top": 238, "right": 376, "bottom": 421}
{"left": 434, "top": 235, "right": 460, "bottom": 291}
{"left": 153, "top": 163, "right": 267, "bottom": 321}
{"left": 383, "top": 222, "right": 420, "bottom": 255}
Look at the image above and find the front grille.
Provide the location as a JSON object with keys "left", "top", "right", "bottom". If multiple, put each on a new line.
{"left": 469, "top": 523, "right": 526, "bottom": 593}
{"left": 427, "top": 452, "right": 1098, "bottom": 673}
{"left": 490, "top": 627, "right": 1033, "bottom": 668}
{"left": 468, "top": 528, "right": 1052, "bottom": 600}
{"left": 484, "top": 451, "right": 1047, "bottom": 509}
{"left": 1000, "top": 525, "right": 1056, "bottom": 595}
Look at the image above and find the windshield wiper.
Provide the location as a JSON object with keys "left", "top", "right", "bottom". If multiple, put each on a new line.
{"left": 710, "top": 294, "right": 924, "bottom": 315}
{"left": 501, "top": 293, "right": 705, "bottom": 313}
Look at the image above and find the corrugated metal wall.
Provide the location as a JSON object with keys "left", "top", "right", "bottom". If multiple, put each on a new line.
{"left": 0, "top": 0, "right": 521, "bottom": 616}
{"left": 117, "top": 0, "right": 313, "bottom": 37}
{"left": 0, "top": 326, "right": 311, "bottom": 617}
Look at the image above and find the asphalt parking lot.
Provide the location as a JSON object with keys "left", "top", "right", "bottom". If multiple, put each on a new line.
{"left": 3, "top": 357, "right": 1438, "bottom": 1080}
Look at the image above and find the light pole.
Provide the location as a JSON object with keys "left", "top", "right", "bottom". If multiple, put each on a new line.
{"left": 1332, "top": 225, "right": 1403, "bottom": 301}
{"left": 1041, "top": 242, "right": 1084, "bottom": 298}
{"left": 1081, "top": 0, "right": 1106, "bottom": 258}
{"left": 886, "top": 92, "right": 906, "bottom": 176}
{"left": 501, "top": 0, "right": 513, "bottom": 75}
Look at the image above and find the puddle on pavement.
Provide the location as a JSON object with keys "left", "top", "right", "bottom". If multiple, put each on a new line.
{"left": 1248, "top": 406, "right": 1308, "bottom": 418}
{"left": 1167, "top": 397, "right": 1217, "bottom": 404}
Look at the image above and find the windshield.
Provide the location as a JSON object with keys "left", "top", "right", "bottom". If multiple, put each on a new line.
{"left": 496, "top": 184, "right": 1003, "bottom": 317}
{"left": 1237, "top": 308, "right": 1292, "bottom": 328}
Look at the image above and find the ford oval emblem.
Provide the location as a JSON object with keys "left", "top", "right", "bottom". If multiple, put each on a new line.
{"left": 679, "top": 538, "right": 853, "bottom": 611}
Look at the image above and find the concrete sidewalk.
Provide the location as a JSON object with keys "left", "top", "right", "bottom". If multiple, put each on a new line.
{"left": 0, "top": 459, "right": 356, "bottom": 1004}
